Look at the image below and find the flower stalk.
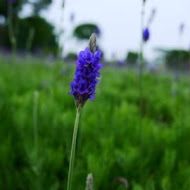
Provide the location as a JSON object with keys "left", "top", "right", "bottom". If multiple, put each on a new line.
{"left": 138, "top": 0, "right": 145, "bottom": 137}
{"left": 33, "top": 90, "right": 39, "bottom": 152}
{"left": 8, "top": 2, "right": 17, "bottom": 55}
{"left": 67, "top": 107, "right": 81, "bottom": 190}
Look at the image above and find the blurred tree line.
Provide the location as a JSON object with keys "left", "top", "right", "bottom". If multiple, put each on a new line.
{"left": 125, "top": 50, "right": 190, "bottom": 70}
{"left": 164, "top": 49, "right": 190, "bottom": 70}
{"left": 0, "top": 0, "right": 58, "bottom": 55}
{"left": 126, "top": 52, "right": 139, "bottom": 66}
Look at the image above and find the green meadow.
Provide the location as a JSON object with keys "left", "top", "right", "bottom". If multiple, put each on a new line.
{"left": 0, "top": 57, "right": 190, "bottom": 190}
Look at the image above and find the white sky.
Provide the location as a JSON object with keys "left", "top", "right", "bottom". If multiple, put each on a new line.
{"left": 41, "top": 0, "right": 190, "bottom": 60}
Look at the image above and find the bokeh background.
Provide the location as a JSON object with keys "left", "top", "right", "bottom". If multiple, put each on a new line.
{"left": 0, "top": 0, "right": 190, "bottom": 190}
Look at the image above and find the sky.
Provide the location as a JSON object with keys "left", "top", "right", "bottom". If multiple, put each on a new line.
{"left": 41, "top": 0, "right": 190, "bottom": 60}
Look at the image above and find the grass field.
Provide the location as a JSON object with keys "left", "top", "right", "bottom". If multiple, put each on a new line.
{"left": 0, "top": 57, "right": 190, "bottom": 190}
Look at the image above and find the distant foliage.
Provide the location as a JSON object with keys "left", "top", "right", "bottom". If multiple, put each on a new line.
{"left": 31, "top": 0, "right": 53, "bottom": 15}
{"left": 18, "top": 16, "right": 58, "bottom": 54}
{"left": 126, "top": 51, "right": 139, "bottom": 65}
{"left": 65, "top": 52, "right": 77, "bottom": 61}
{"left": 73, "top": 23, "right": 100, "bottom": 40}
{"left": 164, "top": 49, "right": 190, "bottom": 69}
{"left": 0, "top": 16, "right": 58, "bottom": 54}
{"left": 0, "top": 0, "right": 21, "bottom": 17}
{"left": 0, "top": 24, "right": 9, "bottom": 46}
{"left": 0, "top": 0, "right": 57, "bottom": 54}
{"left": 0, "top": 0, "right": 52, "bottom": 17}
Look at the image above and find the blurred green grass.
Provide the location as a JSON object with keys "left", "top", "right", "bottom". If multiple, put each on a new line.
{"left": 0, "top": 57, "right": 190, "bottom": 190}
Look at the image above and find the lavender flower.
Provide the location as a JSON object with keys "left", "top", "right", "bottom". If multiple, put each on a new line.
{"left": 67, "top": 34, "right": 102, "bottom": 190}
{"left": 70, "top": 34, "right": 102, "bottom": 108}
{"left": 143, "top": 28, "right": 150, "bottom": 42}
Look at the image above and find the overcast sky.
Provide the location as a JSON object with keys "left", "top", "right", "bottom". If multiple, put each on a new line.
{"left": 42, "top": 0, "right": 190, "bottom": 60}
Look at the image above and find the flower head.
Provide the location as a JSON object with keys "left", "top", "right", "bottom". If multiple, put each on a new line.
{"left": 70, "top": 34, "right": 102, "bottom": 108}
{"left": 143, "top": 28, "right": 150, "bottom": 42}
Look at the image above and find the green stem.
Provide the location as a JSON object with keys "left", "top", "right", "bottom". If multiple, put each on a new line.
{"left": 33, "top": 90, "right": 41, "bottom": 190}
{"left": 33, "top": 91, "right": 39, "bottom": 153}
{"left": 26, "top": 28, "right": 35, "bottom": 53}
{"left": 138, "top": 1, "right": 145, "bottom": 142}
{"left": 8, "top": 3, "right": 16, "bottom": 56}
{"left": 67, "top": 107, "right": 81, "bottom": 190}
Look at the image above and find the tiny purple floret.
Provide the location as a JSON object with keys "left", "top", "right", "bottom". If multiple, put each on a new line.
{"left": 143, "top": 28, "right": 150, "bottom": 42}
{"left": 117, "top": 60, "right": 125, "bottom": 66}
{"left": 70, "top": 47, "right": 102, "bottom": 107}
{"left": 94, "top": 27, "right": 101, "bottom": 37}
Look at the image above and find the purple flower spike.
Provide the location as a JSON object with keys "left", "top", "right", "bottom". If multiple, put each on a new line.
{"left": 70, "top": 34, "right": 102, "bottom": 108}
{"left": 143, "top": 28, "right": 150, "bottom": 42}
